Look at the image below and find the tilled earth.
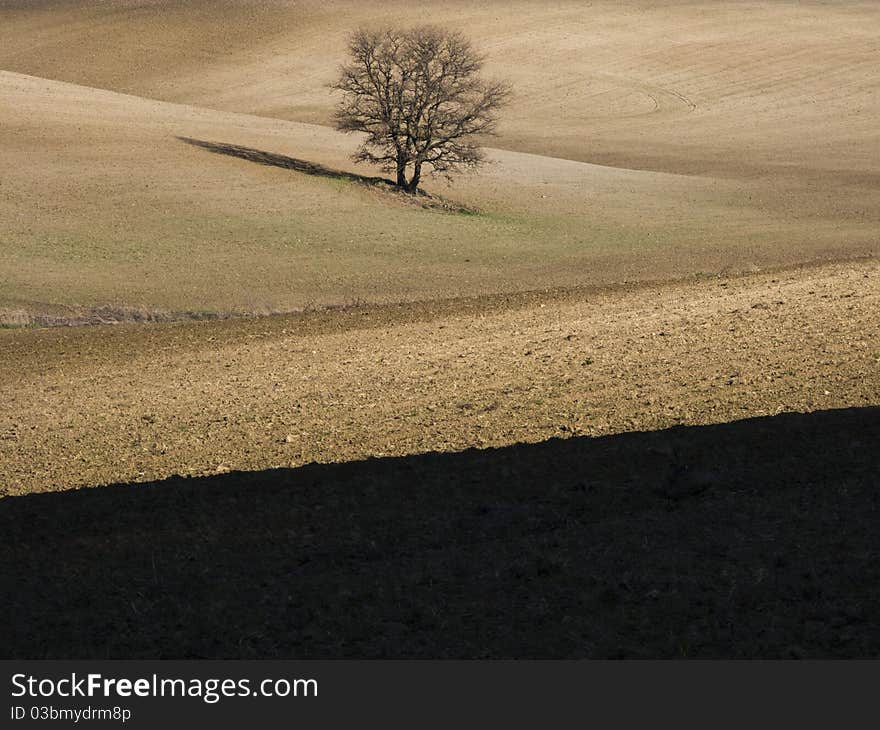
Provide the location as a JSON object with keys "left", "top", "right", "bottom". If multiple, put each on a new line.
{"left": 1, "top": 260, "right": 878, "bottom": 495}
{"left": 1, "top": 260, "right": 879, "bottom": 658}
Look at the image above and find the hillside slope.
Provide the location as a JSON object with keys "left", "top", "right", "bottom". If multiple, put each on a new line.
{"left": 2, "top": 259, "right": 876, "bottom": 495}
{"left": 2, "top": 0, "right": 878, "bottom": 181}
{"left": 1, "top": 70, "right": 876, "bottom": 317}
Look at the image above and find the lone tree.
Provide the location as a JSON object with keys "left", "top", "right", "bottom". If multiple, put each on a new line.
{"left": 332, "top": 25, "right": 510, "bottom": 193}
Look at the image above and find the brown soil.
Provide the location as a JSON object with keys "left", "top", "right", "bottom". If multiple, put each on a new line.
{"left": 2, "top": 259, "right": 877, "bottom": 496}
{"left": 2, "top": 400, "right": 878, "bottom": 658}
{"left": 2, "top": 247, "right": 878, "bottom": 660}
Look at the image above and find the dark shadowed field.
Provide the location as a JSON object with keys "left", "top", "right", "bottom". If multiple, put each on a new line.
{"left": 3, "top": 407, "right": 878, "bottom": 659}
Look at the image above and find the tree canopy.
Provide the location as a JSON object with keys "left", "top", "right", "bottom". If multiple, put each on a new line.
{"left": 332, "top": 25, "right": 510, "bottom": 193}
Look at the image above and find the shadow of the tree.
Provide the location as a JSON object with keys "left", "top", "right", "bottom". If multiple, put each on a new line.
{"left": 178, "top": 136, "right": 397, "bottom": 187}
{"left": 2, "top": 407, "right": 878, "bottom": 658}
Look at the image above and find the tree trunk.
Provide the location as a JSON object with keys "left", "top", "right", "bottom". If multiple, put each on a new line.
{"left": 396, "top": 153, "right": 407, "bottom": 188}
{"left": 406, "top": 162, "right": 422, "bottom": 193}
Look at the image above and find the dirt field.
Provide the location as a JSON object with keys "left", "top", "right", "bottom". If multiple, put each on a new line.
{"left": 1, "top": 1, "right": 879, "bottom": 659}
{"left": 3, "top": 0, "right": 879, "bottom": 177}
{"left": 2, "top": 259, "right": 877, "bottom": 496}
{"left": 2, "top": 404, "right": 877, "bottom": 659}
{"left": 1, "top": 1, "right": 878, "bottom": 318}
{"left": 1, "top": 260, "right": 878, "bottom": 657}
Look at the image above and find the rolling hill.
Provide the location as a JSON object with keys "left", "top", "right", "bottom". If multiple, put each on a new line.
{"left": 1, "top": 0, "right": 878, "bottom": 319}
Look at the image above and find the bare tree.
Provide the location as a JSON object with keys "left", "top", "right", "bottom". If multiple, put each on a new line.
{"left": 332, "top": 25, "right": 510, "bottom": 193}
